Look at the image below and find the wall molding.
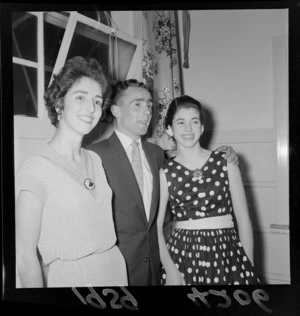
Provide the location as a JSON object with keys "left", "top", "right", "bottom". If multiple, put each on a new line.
{"left": 244, "top": 181, "right": 275, "bottom": 188}
{"left": 273, "top": 34, "right": 289, "bottom": 226}
{"left": 210, "top": 128, "right": 275, "bottom": 145}
{"left": 262, "top": 271, "right": 290, "bottom": 284}
{"left": 254, "top": 225, "right": 289, "bottom": 235}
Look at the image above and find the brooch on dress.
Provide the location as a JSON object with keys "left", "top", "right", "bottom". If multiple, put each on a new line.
{"left": 84, "top": 178, "right": 95, "bottom": 190}
{"left": 193, "top": 168, "right": 203, "bottom": 180}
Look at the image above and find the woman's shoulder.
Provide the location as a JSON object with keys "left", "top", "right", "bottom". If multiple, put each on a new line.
{"left": 209, "top": 150, "right": 229, "bottom": 171}
{"left": 211, "top": 149, "right": 227, "bottom": 160}
{"left": 162, "top": 158, "right": 177, "bottom": 171}
{"left": 144, "top": 139, "right": 164, "bottom": 156}
{"left": 17, "top": 148, "right": 52, "bottom": 176}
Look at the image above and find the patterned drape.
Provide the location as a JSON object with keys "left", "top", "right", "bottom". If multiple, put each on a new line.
{"left": 141, "top": 10, "right": 182, "bottom": 150}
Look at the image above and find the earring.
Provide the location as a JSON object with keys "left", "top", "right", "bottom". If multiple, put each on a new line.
{"left": 57, "top": 110, "right": 62, "bottom": 121}
{"left": 166, "top": 125, "right": 174, "bottom": 137}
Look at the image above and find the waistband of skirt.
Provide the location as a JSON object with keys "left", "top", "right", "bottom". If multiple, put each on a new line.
{"left": 174, "top": 214, "right": 234, "bottom": 230}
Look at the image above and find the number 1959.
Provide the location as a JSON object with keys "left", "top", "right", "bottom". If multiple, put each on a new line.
{"left": 72, "top": 286, "right": 138, "bottom": 310}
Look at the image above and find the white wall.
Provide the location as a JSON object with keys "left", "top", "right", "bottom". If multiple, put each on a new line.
{"left": 178, "top": 9, "right": 287, "bottom": 131}
{"left": 111, "top": 11, "right": 142, "bottom": 39}
{"left": 178, "top": 9, "right": 289, "bottom": 284}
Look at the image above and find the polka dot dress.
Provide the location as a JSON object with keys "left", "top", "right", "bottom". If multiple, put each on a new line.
{"left": 161, "top": 151, "right": 260, "bottom": 285}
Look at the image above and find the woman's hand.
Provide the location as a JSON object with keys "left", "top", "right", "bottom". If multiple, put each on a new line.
{"left": 165, "top": 266, "right": 186, "bottom": 286}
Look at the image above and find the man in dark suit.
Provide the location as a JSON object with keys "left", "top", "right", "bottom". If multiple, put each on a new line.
{"left": 88, "top": 79, "right": 237, "bottom": 285}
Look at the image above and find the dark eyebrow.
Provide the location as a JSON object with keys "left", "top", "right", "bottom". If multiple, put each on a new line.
{"left": 72, "top": 90, "right": 88, "bottom": 95}
{"left": 174, "top": 117, "right": 200, "bottom": 122}
{"left": 130, "top": 97, "right": 153, "bottom": 103}
{"left": 72, "top": 90, "right": 103, "bottom": 99}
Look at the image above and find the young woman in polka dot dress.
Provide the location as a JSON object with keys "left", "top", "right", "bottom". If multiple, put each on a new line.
{"left": 157, "top": 95, "right": 260, "bottom": 286}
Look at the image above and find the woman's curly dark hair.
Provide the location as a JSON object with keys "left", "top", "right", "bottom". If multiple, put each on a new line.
{"left": 44, "top": 56, "right": 111, "bottom": 127}
{"left": 164, "top": 95, "right": 206, "bottom": 129}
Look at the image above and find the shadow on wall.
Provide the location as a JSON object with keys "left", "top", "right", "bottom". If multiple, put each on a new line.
{"left": 238, "top": 153, "right": 266, "bottom": 283}
{"left": 201, "top": 104, "right": 266, "bottom": 283}
{"left": 200, "top": 104, "right": 215, "bottom": 149}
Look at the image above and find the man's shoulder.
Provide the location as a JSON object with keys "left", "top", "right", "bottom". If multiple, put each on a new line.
{"left": 142, "top": 140, "right": 166, "bottom": 167}
{"left": 143, "top": 139, "right": 164, "bottom": 154}
{"left": 86, "top": 137, "right": 110, "bottom": 155}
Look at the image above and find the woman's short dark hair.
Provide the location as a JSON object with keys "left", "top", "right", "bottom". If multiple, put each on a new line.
{"left": 164, "top": 95, "right": 206, "bottom": 129}
{"left": 44, "top": 56, "right": 111, "bottom": 127}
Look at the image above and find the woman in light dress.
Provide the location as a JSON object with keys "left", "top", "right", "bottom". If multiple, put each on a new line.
{"left": 16, "top": 56, "right": 128, "bottom": 287}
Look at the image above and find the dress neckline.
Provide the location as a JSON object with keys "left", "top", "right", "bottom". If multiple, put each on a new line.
{"left": 172, "top": 150, "right": 213, "bottom": 173}
{"left": 45, "top": 143, "right": 97, "bottom": 195}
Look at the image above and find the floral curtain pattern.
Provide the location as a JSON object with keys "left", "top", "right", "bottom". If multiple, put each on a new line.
{"left": 141, "top": 10, "right": 182, "bottom": 150}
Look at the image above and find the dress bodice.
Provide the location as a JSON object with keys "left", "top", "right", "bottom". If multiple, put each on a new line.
{"left": 16, "top": 147, "right": 116, "bottom": 265}
{"left": 163, "top": 151, "right": 233, "bottom": 221}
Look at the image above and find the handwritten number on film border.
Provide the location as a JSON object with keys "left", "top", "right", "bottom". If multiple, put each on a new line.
{"left": 72, "top": 286, "right": 138, "bottom": 310}
{"left": 187, "top": 287, "right": 272, "bottom": 314}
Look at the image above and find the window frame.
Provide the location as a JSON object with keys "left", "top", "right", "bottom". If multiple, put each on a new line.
{"left": 13, "top": 10, "right": 143, "bottom": 123}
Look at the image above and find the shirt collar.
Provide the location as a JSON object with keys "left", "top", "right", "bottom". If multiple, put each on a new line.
{"left": 115, "top": 129, "right": 142, "bottom": 151}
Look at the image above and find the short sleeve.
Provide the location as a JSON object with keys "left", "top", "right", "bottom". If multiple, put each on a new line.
{"left": 17, "top": 173, "right": 47, "bottom": 203}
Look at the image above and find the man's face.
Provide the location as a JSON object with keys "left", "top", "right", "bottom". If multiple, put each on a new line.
{"left": 114, "top": 86, "right": 153, "bottom": 140}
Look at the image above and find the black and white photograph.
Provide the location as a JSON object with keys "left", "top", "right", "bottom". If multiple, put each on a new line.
{"left": 2, "top": 1, "right": 300, "bottom": 315}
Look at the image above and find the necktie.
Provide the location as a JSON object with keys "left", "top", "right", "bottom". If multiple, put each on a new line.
{"left": 131, "top": 141, "right": 144, "bottom": 195}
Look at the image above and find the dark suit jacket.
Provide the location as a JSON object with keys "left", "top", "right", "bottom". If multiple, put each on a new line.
{"left": 87, "top": 132, "right": 165, "bottom": 286}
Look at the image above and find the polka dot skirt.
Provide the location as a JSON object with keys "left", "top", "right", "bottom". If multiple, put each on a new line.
{"left": 161, "top": 228, "right": 260, "bottom": 285}
{"left": 161, "top": 151, "right": 260, "bottom": 285}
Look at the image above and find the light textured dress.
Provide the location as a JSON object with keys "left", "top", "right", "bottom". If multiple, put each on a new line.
{"left": 16, "top": 144, "right": 128, "bottom": 287}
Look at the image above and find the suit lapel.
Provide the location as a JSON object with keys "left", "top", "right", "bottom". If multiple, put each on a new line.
{"left": 142, "top": 141, "right": 159, "bottom": 228}
{"left": 108, "top": 133, "right": 147, "bottom": 222}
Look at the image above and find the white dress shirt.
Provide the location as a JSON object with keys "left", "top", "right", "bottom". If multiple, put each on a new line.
{"left": 115, "top": 130, "right": 153, "bottom": 221}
